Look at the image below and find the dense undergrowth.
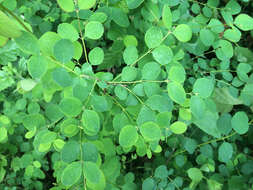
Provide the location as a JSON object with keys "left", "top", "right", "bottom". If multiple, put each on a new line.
{"left": 0, "top": 0, "right": 253, "bottom": 189}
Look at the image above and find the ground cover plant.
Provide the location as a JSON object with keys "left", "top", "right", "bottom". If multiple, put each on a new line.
{"left": 0, "top": 0, "right": 253, "bottom": 189}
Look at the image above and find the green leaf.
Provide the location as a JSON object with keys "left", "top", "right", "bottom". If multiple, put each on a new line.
{"left": 225, "top": 0, "right": 241, "bottom": 15}
{"left": 224, "top": 28, "right": 241, "bottom": 42}
{"left": 123, "top": 46, "right": 138, "bottom": 65}
{"left": 111, "top": 7, "right": 130, "bottom": 28}
{"left": 146, "top": 95, "right": 172, "bottom": 112}
{"left": 119, "top": 125, "right": 138, "bottom": 148}
{"left": 59, "top": 97, "right": 83, "bottom": 117}
{"left": 39, "top": 32, "right": 61, "bottom": 56}
{"left": 216, "top": 40, "right": 233, "bottom": 60}
{"left": 0, "top": 127, "right": 7, "bottom": 143}
{"left": 52, "top": 68, "right": 73, "bottom": 87}
{"left": 89, "top": 47, "right": 104, "bottom": 65}
{"left": 168, "top": 65, "right": 186, "bottom": 83}
{"left": 193, "top": 78, "right": 214, "bottom": 98}
{"left": 173, "top": 24, "right": 192, "bottom": 42}
{"left": 15, "top": 31, "right": 40, "bottom": 55}
{"left": 152, "top": 45, "right": 173, "bottom": 65}
{"left": 0, "top": 11, "right": 21, "bottom": 38}
{"left": 82, "top": 110, "right": 100, "bottom": 136}
{"left": 217, "top": 113, "right": 232, "bottom": 135}
{"left": 234, "top": 14, "right": 253, "bottom": 31}
{"left": 126, "top": 0, "right": 143, "bottom": 9}
{"left": 61, "top": 162, "right": 82, "bottom": 187}
{"left": 61, "top": 141, "right": 79, "bottom": 163}
{"left": 78, "top": 0, "right": 96, "bottom": 10}
{"left": 167, "top": 82, "right": 186, "bottom": 105}
{"left": 187, "top": 168, "right": 203, "bottom": 182}
{"left": 218, "top": 142, "right": 233, "bottom": 163}
{"left": 114, "top": 85, "right": 128, "bottom": 100}
{"left": 82, "top": 142, "right": 98, "bottom": 162}
{"left": 122, "top": 66, "right": 138, "bottom": 81}
{"left": 83, "top": 162, "right": 106, "bottom": 190}
{"left": 20, "top": 79, "right": 37, "bottom": 91}
{"left": 53, "top": 39, "right": 74, "bottom": 63}
{"left": 208, "top": 19, "right": 224, "bottom": 33}
{"left": 231, "top": 111, "right": 249, "bottom": 134}
{"left": 237, "top": 63, "right": 251, "bottom": 82}
{"left": 140, "top": 122, "right": 161, "bottom": 142}
{"left": 142, "top": 178, "right": 155, "bottom": 190}
{"left": 85, "top": 21, "right": 104, "bottom": 40}
{"left": 57, "top": 0, "right": 75, "bottom": 12}
{"left": 89, "top": 12, "right": 107, "bottom": 23}
{"left": 154, "top": 165, "right": 169, "bottom": 179}
{"left": 61, "top": 118, "right": 79, "bottom": 137}
{"left": 170, "top": 121, "right": 187, "bottom": 134}
{"left": 57, "top": 23, "right": 79, "bottom": 42}
{"left": 141, "top": 62, "right": 161, "bottom": 80}
{"left": 162, "top": 5, "right": 172, "bottom": 30}
{"left": 190, "top": 96, "right": 206, "bottom": 119}
{"left": 23, "top": 113, "right": 45, "bottom": 131}
{"left": 27, "top": 55, "right": 48, "bottom": 79}
{"left": 145, "top": 27, "right": 163, "bottom": 48}
{"left": 200, "top": 29, "right": 214, "bottom": 46}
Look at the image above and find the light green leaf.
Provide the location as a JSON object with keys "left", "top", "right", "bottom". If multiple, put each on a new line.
{"left": 85, "top": 21, "right": 104, "bottom": 40}
{"left": 78, "top": 0, "right": 96, "bottom": 10}
{"left": 61, "top": 141, "right": 79, "bottom": 163}
{"left": 111, "top": 8, "right": 130, "bottom": 28}
{"left": 146, "top": 95, "right": 172, "bottom": 112}
{"left": 52, "top": 68, "right": 73, "bottom": 87}
{"left": 0, "top": 128, "right": 7, "bottom": 143}
{"left": 237, "top": 63, "right": 251, "bottom": 82}
{"left": 20, "top": 79, "right": 37, "bottom": 91}
{"left": 218, "top": 142, "right": 233, "bottom": 163}
{"left": 231, "top": 111, "right": 249, "bottom": 134}
{"left": 89, "top": 47, "right": 104, "bottom": 65}
{"left": 39, "top": 32, "right": 61, "bottom": 56}
{"left": 59, "top": 97, "right": 83, "bottom": 117}
{"left": 190, "top": 96, "right": 206, "bottom": 119}
{"left": 193, "top": 78, "right": 214, "bottom": 98}
{"left": 126, "top": 0, "right": 144, "bottom": 9}
{"left": 0, "top": 11, "right": 21, "bottom": 38}
{"left": 57, "top": 0, "right": 75, "bottom": 12}
{"left": 57, "top": 23, "right": 79, "bottom": 42}
{"left": 173, "top": 24, "right": 192, "bottom": 42}
{"left": 200, "top": 29, "right": 214, "bottom": 46}
{"left": 162, "top": 5, "right": 172, "bottom": 30}
{"left": 234, "top": 14, "right": 253, "bottom": 31}
{"left": 15, "top": 31, "right": 40, "bottom": 55}
{"left": 114, "top": 85, "right": 128, "bottom": 100}
{"left": 27, "top": 55, "right": 48, "bottom": 79}
{"left": 145, "top": 27, "right": 163, "bottom": 48}
{"left": 167, "top": 82, "right": 186, "bottom": 105}
{"left": 53, "top": 39, "right": 74, "bottom": 63}
{"left": 142, "top": 62, "right": 161, "bottom": 80}
{"left": 208, "top": 19, "right": 224, "bottom": 33}
{"left": 187, "top": 168, "right": 203, "bottom": 182}
{"left": 170, "top": 121, "right": 187, "bottom": 134}
{"left": 216, "top": 40, "right": 233, "bottom": 60}
{"left": 123, "top": 46, "right": 138, "bottom": 65}
{"left": 119, "top": 125, "right": 138, "bottom": 148}
{"left": 82, "top": 110, "right": 100, "bottom": 136}
{"left": 152, "top": 45, "right": 173, "bottom": 65}
{"left": 122, "top": 66, "right": 138, "bottom": 81}
{"left": 61, "top": 162, "right": 82, "bottom": 187}
{"left": 168, "top": 65, "right": 186, "bottom": 83}
{"left": 225, "top": 0, "right": 241, "bottom": 15}
{"left": 140, "top": 122, "right": 161, "bottom": 142}
{"left": 83, "top": 162, "right": 106, "bottom": 190}
{"left": 224, "top": 28, "right": 241, "bottom": 42}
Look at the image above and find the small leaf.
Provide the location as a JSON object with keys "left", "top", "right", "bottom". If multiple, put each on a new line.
{"left": 173, "top": 24, "right": 192, "bottom": 42}
{"left": 200, "top": 29, "right": 214, "bottom": 46}
{"left": 61, "top": 162, "right": 82, "bottom": 186}
{"left": 59, "top": 97, "right": 83, "bottom": 117}
{"left": 123, "top": 46, "right": 138, "bottom": 65}
{"left": 61, "top": 141, "right": 80, "bottom": 163}
{"left": 119, "top": 125, "right": 138, "bottom": 148}
{"left": 231, "top": 111, "right": 249, "bottom": 134}
{"left": 193, "top": 78, "right": 214, "bottom": 98}
{"left": 89, "top": 47, "right": 104, "bottom": 65}
{"left": 57, "top": 23, "right": 79, "bottom": 42}
{"left": 142, "top": 62, "right": 161, "bottom": 80}
{"left": 126, "top": 0, "right": 144, "bottom": 9}
{"left": 52, "top": 68, "right": 73, "bottom": 87}
{"left": 20, "top": 79, "right": 36, "bottom": 91}
{"left": 85, "top": 21, "right": 104, "bottom": 40}
{"left": 53, "top": 39, "right": 74, "bottom": 63}
{"left": 78, "top": 0, "right": 96, "bottom": 10}
{"left": 82, "top": 110, "right": 100, "bottom": 136}
{"left": 218, "top": 142, "right": 233, "bottom": 163}
{"left": 187, "top": 168, "right": 203, "bottom": 182}
{"left": 140, "top": 122, "right": 161, "bottom": 142}
{"left": 170, "top": 121, "right": 187, "bottom": 134}
{"left": 0, "top": 11, "right": 21, "bottom": 38}
{"left": 83, "top": 162, "right": 106, "bottom": 190}
{"left": 168, "top": 65, "right": 186, "bottom": 83}
{"left": 0, "top": 128, "right": 7, "bottom": 143}
{"left": 57, "top": 0, "right": 75, "bottom": 12}
{"left": 27, "top": 55, "right": 48, "bottom": 79}
{"left": 162, "top": 5, "right": 172, "bottom": 29}
{"left": 234, "top": 14, "right": 253, "bottom": 31}
{"left": 152, "top": 45, "right": 173, "bottom": 65}
{"left": 167, "top": 82, "right": 186, "bottom": 105}
{"left": 122, "top": 66, "right": 138, "bottom": 81}
{"left": 145, "top": 27, "right": 163, "bottom": 48}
